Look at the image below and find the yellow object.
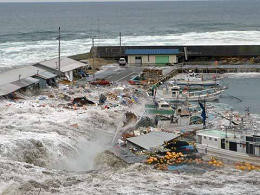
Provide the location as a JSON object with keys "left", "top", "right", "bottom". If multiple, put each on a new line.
{"left": 240, "top": 166, "right": 245, "bottom": 170}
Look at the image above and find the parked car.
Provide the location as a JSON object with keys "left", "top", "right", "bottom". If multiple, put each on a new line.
{"left": 119, "top": 58, "right": 127, "bottom": 66}
{"left": 90, "top": 78, "right": 110, "bottom": 86}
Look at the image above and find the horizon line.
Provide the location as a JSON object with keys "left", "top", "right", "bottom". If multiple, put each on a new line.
{"left": 0, "top": 0, "right": 240, "bottom": 3}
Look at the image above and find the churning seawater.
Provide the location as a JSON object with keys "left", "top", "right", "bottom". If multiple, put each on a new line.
{"left": 0, "top": 1, "right": 260, "bottom": 69}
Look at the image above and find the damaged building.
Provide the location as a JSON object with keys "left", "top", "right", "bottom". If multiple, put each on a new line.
{"left": 34, "top": 57, "right": 88, "bottom": 81}
{"left": 0, "top": 65, "right": 57, "bottom": 98}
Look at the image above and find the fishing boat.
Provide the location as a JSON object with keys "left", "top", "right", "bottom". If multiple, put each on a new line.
{"left": 169, "top": 72, "right": 220, "bottom": 87}
{"left": 157, "top": 85, "right": 224, "bottom": 102}
{"left": 146, "top": 100, "right": 204, "bottom": 131}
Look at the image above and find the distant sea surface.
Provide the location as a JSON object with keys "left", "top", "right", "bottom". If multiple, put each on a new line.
{"left": 0, "top": 1, "right": 260, "bottom": 69}
{"left": 219, "top": 74, "right": 260, "bottom": 114}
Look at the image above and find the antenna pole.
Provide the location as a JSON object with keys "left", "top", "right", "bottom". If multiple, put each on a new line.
{"left": 58, "top": 27, "right": 61, "bottom": 76}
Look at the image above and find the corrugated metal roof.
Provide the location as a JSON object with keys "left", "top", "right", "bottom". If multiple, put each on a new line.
{"left": 0, "top": 65, "right": 46, "bottom": 86}
{"left": 60, "top": 62, "right": 84, "bottom": 72}
{"left": 0, "top": 64, "right": 56, "bottom": 96}
{"left": 37, "top": 71, "right": 57, "bottom": 79}
{"left": 125, "top": 49, "right": 180, "bottom": 55}
{"left": 127, "top": 132, "right": 179, "bottom": 150}
{"left": 0, "top": 83, "right": 20, "bottom": 96}
{"left": 197, "top": 129, "right": 233, "bottom": 139}
{"left": 39, "top": 57, "right": 86, "bottom": 73}
{"left": 12, "top": 77, "right": 39, "bottom": 88}
{"left": 0, "top": 77, "right": 38, "bottom": 96}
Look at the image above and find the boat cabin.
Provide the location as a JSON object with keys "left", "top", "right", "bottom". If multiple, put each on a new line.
{"left": 184, "top": 72, "right": 201, "bottom": 82}
{"left": 170, "top": 85, "right": 181, "bottom": 97}
{"left": 155, "top": 98, "right": 171, "bottom": 110}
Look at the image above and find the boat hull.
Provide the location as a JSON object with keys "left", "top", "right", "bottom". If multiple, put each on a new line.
{"left": 175, "top": 80, "right": 219, "bottom": 86}
{"left": 161, "top": 90, "right": 223, "bottom": 102}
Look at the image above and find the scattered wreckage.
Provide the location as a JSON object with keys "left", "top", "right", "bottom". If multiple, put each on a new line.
{"left": 90, "top": 78, "right": 110, "bottom": 86}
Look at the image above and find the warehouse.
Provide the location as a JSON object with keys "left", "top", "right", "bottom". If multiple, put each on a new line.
{"left": 196, "top": 129, "right": 248, "bottom": 154}
{"left": 94, "top": 45, "right": 260, "bottom": 62}
{"left": 196, "top": 130, "right": 234, "bottom": 149}
{"left": 244, "top": 135, "right": 260, "bottom": 156}
{"left": 0, "top": 65, "right": 56, "bottom": 97}
{"left": 34, "top": 57, "right": 87, "bottom": 81}
{"left": 126, "top": 131, "right": 180, "bottom": 150}
{"left": 125, "top": 49, "right": 179, "bottom": 66}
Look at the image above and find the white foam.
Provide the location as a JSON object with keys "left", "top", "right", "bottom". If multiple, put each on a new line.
{"left": 225, "top": 73, "right": 260, "bottom": 79}
{"left": 0, "top": 88, "right": 260, "bottom": 194}
{"left": 1, "top": 30, "right": 260, "bottom": 70}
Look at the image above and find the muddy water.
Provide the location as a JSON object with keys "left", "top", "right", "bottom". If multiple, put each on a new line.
{"left": 1, "top": 79, "right": 260, "bottom": 194}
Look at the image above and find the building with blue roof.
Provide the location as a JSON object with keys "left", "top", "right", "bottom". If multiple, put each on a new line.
{"left": 125, "top": 48, "right": 180, "bottom": 66}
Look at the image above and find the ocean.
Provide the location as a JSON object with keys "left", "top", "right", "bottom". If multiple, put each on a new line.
{"left": 1, "top": 1, "right": 260, "bottom": 69}
{"left": 1, "top": 2, "right": 260, "bottom": 193}
{"left": 219, "top": 74, "right": 260, "bottom": 114}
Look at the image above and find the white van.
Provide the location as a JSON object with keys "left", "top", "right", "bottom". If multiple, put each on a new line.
{"left": 119, "top": 58, "right": 127, "bottom": 66}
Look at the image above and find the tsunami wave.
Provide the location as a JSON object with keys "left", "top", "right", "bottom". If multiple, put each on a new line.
{"left": 1, "top": 30, "right": 260, "bottom": 70}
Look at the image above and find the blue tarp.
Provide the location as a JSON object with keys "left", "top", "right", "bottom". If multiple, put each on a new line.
{"left": 199, "top": 102, "right": 206, "bottom": 127}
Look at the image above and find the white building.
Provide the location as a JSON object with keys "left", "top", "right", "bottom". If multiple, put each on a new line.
{"left": 196, "top": 129, "right": 251, "bottom": 155}
{"left": 125, "top": 49, "right": 179, "bottom": 66}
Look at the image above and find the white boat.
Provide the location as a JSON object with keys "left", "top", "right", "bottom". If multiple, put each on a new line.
{"left": 157, "top": 85, "right": 224, "bottom": 102}
{"left": 170, "top": 72, "right": 220, "bottom": 86}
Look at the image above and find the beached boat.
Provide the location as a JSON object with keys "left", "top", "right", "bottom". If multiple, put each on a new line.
{"left": 157, "top": 85, "right": 224, "bottom": 102}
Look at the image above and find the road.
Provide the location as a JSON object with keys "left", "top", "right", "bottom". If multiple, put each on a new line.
{"left": 176, "top": 64, "right": 260, "bottom": 70}
{"left": 81, "top": 64, "right": 260, "bottom": 84}
{"left": 197, "top": 144, "right": 260, "bottom": 165}
{"left": 83, "top": 65, "right": 175, "bottom": 83}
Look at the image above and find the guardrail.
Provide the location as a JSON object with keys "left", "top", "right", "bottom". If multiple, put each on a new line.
{"left": 197, "top": 144, "right": 260, "bottom": 164}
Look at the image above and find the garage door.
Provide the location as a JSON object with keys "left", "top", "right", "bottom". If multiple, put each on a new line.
{"left": 135, "top": 57, "right": 142, "bottom": 65}
{"left": 156, "top": 56, "right": 169, "bottom": 65}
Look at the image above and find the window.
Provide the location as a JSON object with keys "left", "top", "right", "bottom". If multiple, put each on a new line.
{"left": 209, "top": 137, "right": 212, "bottom": 140}
{"left": 215, "top": 138, "right": 217, "bottom": 141}
{"left": 148, "top": 55, "right": 150, "bottom": 62}
{"left": 204, "top": 136, "right": 206, "bottom": 139}
{"left": 161, "top": 104, "right": 170, "bottom": 108}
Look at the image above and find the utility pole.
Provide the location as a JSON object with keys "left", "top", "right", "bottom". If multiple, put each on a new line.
{"left": 119, "top": 32, "right": 122, "bottom": 58}
{"left": 58, "top": 27, "right": 61, "bottom": 76}
{"left": 92, "top": 38, "right": 95, "bottom": 79}
{"left": 97, "top": 18, "right": 100, "bottom": 45}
